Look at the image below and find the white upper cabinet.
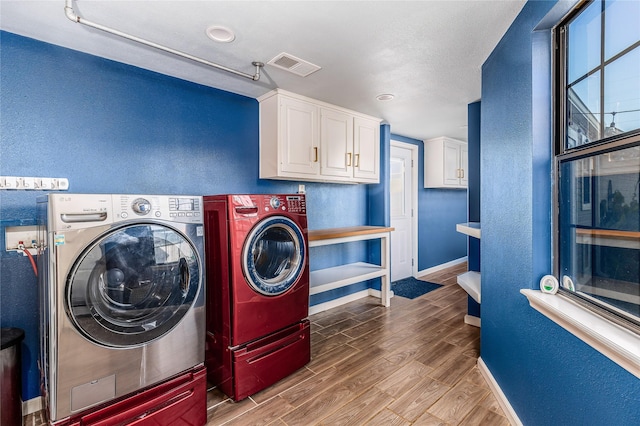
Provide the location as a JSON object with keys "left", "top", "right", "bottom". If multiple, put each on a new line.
{"left": 259, "top": 90, "right": 381, "bottom": 184}
{"left": 320, "top": 108, "right": 353, "bottom": 179}
{"left": 353, "top": 117, "right": 380, "bottom": 182}
{"left": 424, "top": 137, "right": 468, "bottom": 188}
{"left": 279, "top": 96, "right": 320, "bottom": 176}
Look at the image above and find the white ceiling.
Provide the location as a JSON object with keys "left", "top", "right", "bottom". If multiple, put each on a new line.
{"left": 0, "top": 0, "right": 526, "bottom": 141}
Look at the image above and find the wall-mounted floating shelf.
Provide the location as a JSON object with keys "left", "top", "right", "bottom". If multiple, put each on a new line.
{"left": 457, "top": 271, "right": 481, "bottom": 304}
{"left": 456, "top": 222, "right": 481, "bottom": 239}
{"left": 457, "top": 221, "right": 481, "bottom": 327}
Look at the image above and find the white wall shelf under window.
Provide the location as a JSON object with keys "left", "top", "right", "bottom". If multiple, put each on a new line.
{"left": 457, "top": 271, "right": 481, "bottom": 303}
{"left": 521, "top": 289, "right": 640, "bottom": 379}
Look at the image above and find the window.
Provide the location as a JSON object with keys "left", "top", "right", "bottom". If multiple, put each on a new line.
{"left": 555, "top": 0, "right": 640, "bottom": 328}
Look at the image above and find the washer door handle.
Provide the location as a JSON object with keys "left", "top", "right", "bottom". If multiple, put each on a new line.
{"left": 179, "top": 258, "right": 190, "bottom": 293}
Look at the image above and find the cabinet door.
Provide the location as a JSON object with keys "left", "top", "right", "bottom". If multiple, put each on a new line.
{"left": 443, "top": 140, "right": 461, "bottom": 186}
{"left": 353, "top": 117, "right": 380, "bottom": 182}
{"left": 320, "top": 108, "right": 353, "bottom": 178}
{"left": 460, "top": 144, "right": 468, "bottom": 186}
{"left": 279, "top": 97, "right": 319, "bottom": 176}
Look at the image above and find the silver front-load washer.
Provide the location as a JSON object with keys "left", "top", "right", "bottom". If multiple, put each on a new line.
{"left": 37, "top": 194, "right": 205, "bottom": 422}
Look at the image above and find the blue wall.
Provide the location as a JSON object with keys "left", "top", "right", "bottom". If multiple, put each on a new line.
{"left": 389, "top": 134, "right": 467, "bottom": 271}
{"left": 0, "top": 31, "right": 374, "bottom": 400}
{"left": 481, "top": 1, "right": 640, "bottom": 424}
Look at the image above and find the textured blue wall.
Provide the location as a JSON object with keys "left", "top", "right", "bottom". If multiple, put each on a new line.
{"left": 466, "top": 101, "right": 481, "bottom": 317}
{"left": 481, "top": 1, "right": 640, "bottom": 424}
{"left": 0, "top": 31, "right": 370, "bottom": 400}
{"left": 390, "top": 134, "right": 467, "bottom": 271}
{"left": 467, "top": 101, "right": 481, "bottom": 272}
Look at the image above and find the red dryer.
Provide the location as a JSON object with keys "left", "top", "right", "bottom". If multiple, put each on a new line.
{"left": 203, "top": 194, "right": 310, "bottom": 401}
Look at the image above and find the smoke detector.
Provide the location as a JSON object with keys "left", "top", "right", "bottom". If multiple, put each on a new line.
{"left": 267, "top": 52, "right": 321, "bottom": 77}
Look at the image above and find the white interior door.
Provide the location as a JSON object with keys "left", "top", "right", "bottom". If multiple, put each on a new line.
{"left": 390, "top": 142, "right": 417, "bottom": 281}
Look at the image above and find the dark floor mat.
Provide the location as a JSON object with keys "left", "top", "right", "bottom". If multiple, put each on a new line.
{"left": 391, "top": 277, "right": 442, "bottom": 299}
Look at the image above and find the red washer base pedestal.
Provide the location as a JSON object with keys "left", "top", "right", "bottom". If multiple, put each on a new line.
{"left": 49, "top": 366, "right": 207, "bottom": 426}
{"left": 229, "top": 320, "right": 310, "bottom": 401}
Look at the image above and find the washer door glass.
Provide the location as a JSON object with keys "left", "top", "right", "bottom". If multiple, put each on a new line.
{"left": 67, "top": 224, "right": 201, "bottom": 347}
{"left": 243, "top": 216, "right": 306, "bottom": 296}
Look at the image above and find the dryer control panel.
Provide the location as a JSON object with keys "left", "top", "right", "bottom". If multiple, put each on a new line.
{"left": 284, "top": 195, "right": 306, "bottom": 214}
{"left": 259, "top": 194, "right": 306, "bottom": 214}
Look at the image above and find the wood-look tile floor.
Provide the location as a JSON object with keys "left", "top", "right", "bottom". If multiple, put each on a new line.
{"left": 25, "top": 262, "right": 509, "bottom": 426}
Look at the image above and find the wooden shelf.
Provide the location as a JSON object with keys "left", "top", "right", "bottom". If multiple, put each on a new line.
{"left": 309, "top": 226, "right": 395, "bottom": 246}
{"left": 457, "top": 271, "right": 481, "bottom": 303}
{"left": 308, "top": 226, "right": 394, "bottom": 311}
{"left": 456, "top": 222, "right": 481, "bottom": 239}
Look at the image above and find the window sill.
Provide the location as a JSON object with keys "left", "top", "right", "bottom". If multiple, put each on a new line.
{"left": 521, "top": 289, "right": 640, "bottom": 379}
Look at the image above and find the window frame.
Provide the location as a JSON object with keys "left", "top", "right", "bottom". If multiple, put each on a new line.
{"left": 552, "top": 0, "right": 640, "bottom": 331}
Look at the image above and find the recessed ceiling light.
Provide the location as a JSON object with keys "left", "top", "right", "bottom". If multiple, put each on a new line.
{"left": 376, "top": 94, "right": 394, "bottom": 101}
{"left": 206, "top": 25, "right": 235, "bottom": 43}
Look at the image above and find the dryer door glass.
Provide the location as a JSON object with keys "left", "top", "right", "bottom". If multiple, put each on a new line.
{"left": 243, "top": 216, "right": 306, "bottom": 296}
{"left": 66, "top": 224, "right": 201, "bottom": 347}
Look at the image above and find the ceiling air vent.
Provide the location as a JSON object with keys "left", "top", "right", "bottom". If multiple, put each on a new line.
{"left": 267, "top": 52, "right": 321, "bottom": 77}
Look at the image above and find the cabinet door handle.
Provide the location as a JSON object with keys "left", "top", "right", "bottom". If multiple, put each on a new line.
{"left": 347, "top": 152, "right": 352, "bottom": 166}
{"left": 313, "top": 147, "right": 318, "bottom": 162}
{"left": 354, "top": 154, "right": 360, "bottom": 168}
{"left": 461, "top": 169, "right": 464, "bottom": 179}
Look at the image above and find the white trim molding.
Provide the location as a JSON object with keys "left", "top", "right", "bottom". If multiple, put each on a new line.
{"left": 521, "top": 289, "right": 640, "bottom": 379}
{"left": 464, "top": 314, "right": 481, "bottom": 328}
{"left": 390, "top": 139, "right": 420, "bottom": 279}
{"left": 417, "top": 256, "right": 467, "bottom": 277}
{"left": 477, "top": 357, "right": 523, "bottom": 426}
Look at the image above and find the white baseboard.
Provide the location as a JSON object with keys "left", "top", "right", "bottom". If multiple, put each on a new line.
{"left": 464, "top": 315, "right": 481, "bottom": 328}
{"left": 477, "top": 357, "right": 522, "bottom": 426}
{"left": 23, "top": 396, "right": 43, "bottom": 415}
{"left": 417, "top": 256, "right": 467, "bottom": 277}
{"left": 308, "top": 288, "right": 391, "bottom": 315}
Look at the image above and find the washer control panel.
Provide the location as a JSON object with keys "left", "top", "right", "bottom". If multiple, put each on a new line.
{"left": 116, "top": 195, "right": 202, "bottom": 223}
{"left": 49, "top": 194, "right": 204, "bottom": 230}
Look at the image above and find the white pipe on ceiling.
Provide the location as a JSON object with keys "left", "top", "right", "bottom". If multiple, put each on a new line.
{"left": 63, "top": 0, "right": 264, "bottom": 81}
